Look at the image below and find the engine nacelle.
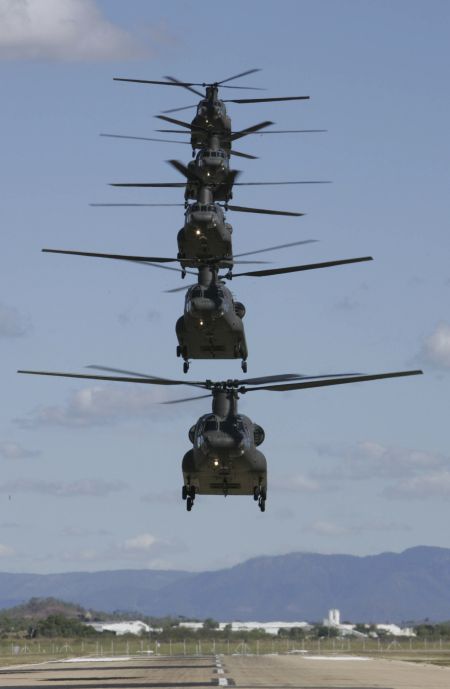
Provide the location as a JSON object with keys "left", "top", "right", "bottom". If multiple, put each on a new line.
{"left": 253, "top": 424, "right": 265, "bottom": 446}
{"left": 234, "top": 301, "right": 246, "bottom": 319}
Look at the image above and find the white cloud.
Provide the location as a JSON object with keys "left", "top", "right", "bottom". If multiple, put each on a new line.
{"left": 0, "top": 441, "right": 40, "bottom": 459}
{"left": 384, "top": 471, "right": 450, "bottom": 499}
{"left": 272, "top": 473, "right": 322, "bottom": 493}
{"left": 124, "top": 533, "right": 158, "bottom": 552}
{"left": 421, "top": 322, "right": 450, "bottom": 369}
{"left": 0, "top": 477, "right": 127, "bottom": 497}
{"left": 0, "top": 0, "right": 148, "bottom": 61}
{"left": 306, "top": 520, "right": 348, "bottom": 537}
{"left": 0, "top": 543, "right": 14, "bottom": 556}
{"left": 16, "top": 384, "right": 168, "bottom": 428}
{"left": 0, "top": 301, "right": 30, "bottom": 337}
{"left": 316, "top": 440, "right": 445, "bottom": 480}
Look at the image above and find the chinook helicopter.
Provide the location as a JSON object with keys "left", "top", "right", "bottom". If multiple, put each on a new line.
{"left": 17, "top": 367, "right": 423, "bottom": 512}
{"left": 92, "top": 192, "right": 304, "bottom": 270}
{"left": 113, "top": 68, "right": 312, "bottom": 153}
{"left": 41, "top": 246, "right": 373, "bottom": 373}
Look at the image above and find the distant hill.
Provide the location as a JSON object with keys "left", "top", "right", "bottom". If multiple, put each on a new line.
{"left": 1, "top": 546, "right": 449, "bottom": 622}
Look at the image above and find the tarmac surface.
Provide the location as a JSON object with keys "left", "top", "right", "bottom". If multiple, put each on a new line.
{"left": 0, "top": 653, "right": 449, "bottom": 689}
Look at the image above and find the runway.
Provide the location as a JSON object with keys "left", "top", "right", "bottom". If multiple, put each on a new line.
{"left": 0, "top": 652, "right": 449, "bottom": 689}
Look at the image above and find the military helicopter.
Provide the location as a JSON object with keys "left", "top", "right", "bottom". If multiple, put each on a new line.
{"left": 91, "top": 192, "right": 304, "bottom": 270}
{"left": 113, "top": 68, "right": 312, "bottom": 153}
{"left": 17, "top": 367, "right": 423, "bottom": 512}
{"left": 41, "top": 246, "right": 373, "bottom": 373}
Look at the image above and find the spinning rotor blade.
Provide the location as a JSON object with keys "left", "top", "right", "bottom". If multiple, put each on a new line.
{"left": 42, "top": 248, "right": 178, "bottom": 263}
{"left": 234, "top": 239, "right": 318, "bottom": 259}
{"left": 90, "top": 203, "right": 185, "bottom": 207}
{"left": 114, "top": 77, "right": 201, "bottom": 88}
{"left": 164, "top": 75, "right": 204, "bottom": 97}
{"left": 231, "top": 256, "right": 373, "bottom": 278}
{"left": 18, "top": 369, "right": 206, "bottom": 388}
{"left": 168, "top": 159, "right": 203, "bottom": 182}
{"left": 224, "top": 96, "right": 309, "bottom": 104}
{"left": 229, "top": 120, "right": 274, "bottom": 142}
{"left": 101, "top": 133, "right": 192, "bottom": 145}
{"left": 163, "top": 394, "right": 212, "bottom": 404}
{"left": 87, "top": 366, "right": 207, "bottom": 387}
{"left": 226, "top": 204, "right": 303, "bottom": 217}
{"left": 110, "top": 182, "right": 185, "bottom": 188}
{"left": 244, "top": 370, "right": 423, "bottom": 393}
{"left": 156, "top": 115, "right": 207, "bottom": 132}
{"left": 218, "top": 68, "right": 262, "bottom": 85}
{"left": 234, "top": 180, "right": 331, "bottom": 186}
{"left": 101, "top": 133, "right": 257, "bottom": 159}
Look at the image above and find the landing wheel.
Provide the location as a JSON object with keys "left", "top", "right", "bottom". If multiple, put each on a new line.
{"left": 186, "top": 496, "right": 193, "bottom": 511}
{"left": 259, "top": 498, "right": 266, "bottom": 512}
{"left": 183, "top": 361, "right": 189, "bottom": 373}
{"left": 176, "top": 345, "right": 182, "bottom": 358}
{"left": 241, "top": 360, "right": 248, "bottom": 373}
{"left": 182, "top": 485, "right": 188, "bottom": 501}
{"left": 260, "top": 487, "right": 267, "bottom": 501}
{"left": 253, "top": 486, "right": 260, "bottom": 501}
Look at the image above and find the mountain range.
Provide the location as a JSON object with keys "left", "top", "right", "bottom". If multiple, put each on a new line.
{"left": 1, "top": 546, "right": 449, "bottom": 622}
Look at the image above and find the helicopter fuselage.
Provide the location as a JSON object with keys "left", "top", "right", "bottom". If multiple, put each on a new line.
{"left": 176, "top": 279, "right": 247, "bottom": 365}
{"left": 177, "top": 202, "right": 233, "bottom": 267}
{"left": 190, "top": 91, "right": 231, "bottom": 151}
{"left": 182, "top": 390, "right": 266, "bottom": 497}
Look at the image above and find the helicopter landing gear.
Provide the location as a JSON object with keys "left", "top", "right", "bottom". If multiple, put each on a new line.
{"left": 183, "top": 483, "right": 196, "bottom": 511}
{"left": 183, "top": 361, "right": 190, "bottom": 374}
{"left": 257, "top": 486, "right": 266, "bottom": 512}
{"left": 241, "top": 360, "right": 248, "bottom": 373}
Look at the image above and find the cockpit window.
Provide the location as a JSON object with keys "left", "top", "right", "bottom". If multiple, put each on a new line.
{"left": 204, "top": 416, "right": 218, "bottom": 431}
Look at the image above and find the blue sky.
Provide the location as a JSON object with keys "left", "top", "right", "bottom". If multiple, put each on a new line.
{"left": 0, "top": 0, "right": 449, "bottom": 575}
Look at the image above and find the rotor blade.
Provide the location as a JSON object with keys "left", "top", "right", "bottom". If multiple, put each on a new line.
{"left": 234, "top": 180, "right": 331, "bottom": 186}
{"left": 168, "top": 159, "right": 200, "bottom": 182}
{"left": 165, "top": 283, "right": 196, "bottom": 293}
{"left": 230, "top": 149, "right": 258, "bottom": 160}
{"left": 226, "top": 204, "right": 303, "bottom": 217}
{"left": 90, "top": 203, "right": 185, "bottom": 207}
{"left": 114, "top": 77, "right": 202, "bottom": 88}
{"left": 244, "top": 370, "right": 423, "bottom": 393}
{"left": 164, "top": 75, "right": 204, "bottom": 97}
{"left": 87, "top": 365, "right": 206, "bottom": 387}
{"left": 225, "top": 96, "right": 310, "bottom": 104}
{"left": 234, "top": 239, "right": 318, "bottom": 259}
{"left": 42, "top": 249, "right": 179, "bottom": 263}
{"left": 230, "top": 120, "right": 274, "bottom": 142}
{"left": 246, "top": 129, "right": 328, "bottom": 136}
{"left": 18, "top": 369, "right": 207, "bottom": 388}
{"left": 162, "top": 104, "right": 199, "bottom": 114}
{"left": 163, "top": 394, "right": 212, "bottom": 405}
{"left": 156, "top": 115, "right": 207, "bottom": 132}
{"left": 218, "top": 68, "right": 262, "bottom": 85}
{"left": 101, "top": 133, "right": 191, "bottom": 145}
{"left": 231, "top": 256, "right": 373, "bottom": 278}
{"left": 110, "top": 182, "right": 186, "bottom": 188}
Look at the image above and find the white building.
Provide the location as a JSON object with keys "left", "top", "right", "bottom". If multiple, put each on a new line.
{"left": 87, "top": 620, "right": 156, "bottom": 636}
{"left": 179, "top": 621, "right": 310, "bottom": 635}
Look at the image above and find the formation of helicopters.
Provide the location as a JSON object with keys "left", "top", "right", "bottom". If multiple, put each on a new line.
{"left": 19, "top": 68, "right": 422, "bottom": 512}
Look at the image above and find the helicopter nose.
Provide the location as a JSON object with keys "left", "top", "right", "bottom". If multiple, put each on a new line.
{"left": 206, "top": 432, "right": 244, "bottom": 450}
{"left": 190, "top": 297, "right": 217, "bottom": 315}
